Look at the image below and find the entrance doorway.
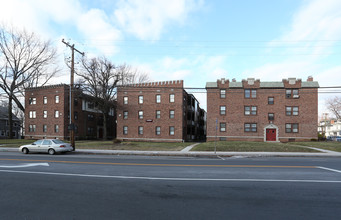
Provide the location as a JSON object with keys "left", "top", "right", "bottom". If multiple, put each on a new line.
{"left": 266, "top": 129, "right": 276, "bottom": 141}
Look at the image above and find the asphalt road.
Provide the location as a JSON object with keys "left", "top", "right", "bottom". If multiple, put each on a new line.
{"left": 1, "top": 152, "right": 341, "bottom": 220}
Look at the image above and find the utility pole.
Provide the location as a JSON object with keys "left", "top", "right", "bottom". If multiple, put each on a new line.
{"left": 62, "top": 39, "right": 84, "bottom": 150}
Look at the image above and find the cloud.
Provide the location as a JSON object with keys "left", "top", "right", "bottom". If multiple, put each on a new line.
{"left": 113, "top": 0, "right": 203, "bottom": 40}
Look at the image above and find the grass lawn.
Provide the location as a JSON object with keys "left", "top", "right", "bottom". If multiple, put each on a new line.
{"left": 292, "top": 142, "right": 341, "bottom": 152}
{"left": 191, "top": 141, "right": 320, "bottom": 152}
{"left": 74, "top": 140, "right": 191, "bottom": 151}
{"left": 0, "top": 139, "right": 191, "bottom": 151}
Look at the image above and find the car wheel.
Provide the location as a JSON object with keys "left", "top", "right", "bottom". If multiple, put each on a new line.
{"left": 48, "top": 149, "right": 55, "bottom": 155}
{"left": 22, "top": 148, "right": 29, "bottom": 154}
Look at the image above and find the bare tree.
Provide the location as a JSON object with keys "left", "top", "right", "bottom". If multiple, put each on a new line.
{"left": 0, "top": 25, "right": 58, "bottom": 138}
{"left": 326, "top": 96, "right": 341, "bottom": 120}
{"left": 76, "top": 57, "right": 149, "bottom": 139}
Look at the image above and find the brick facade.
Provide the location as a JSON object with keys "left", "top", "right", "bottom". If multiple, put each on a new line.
{"left": 116, "top": 80, "right": 206, "bottom": 142}
{"left": 25, "top": 84, "right": 115, "bottom": 140}
{"left": 206, "top": 77, "right": 319, "bottom": 142}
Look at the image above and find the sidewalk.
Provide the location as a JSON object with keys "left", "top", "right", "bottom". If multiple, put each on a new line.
{"left": 2, "top": 147, "right": 341, "bottom": 157}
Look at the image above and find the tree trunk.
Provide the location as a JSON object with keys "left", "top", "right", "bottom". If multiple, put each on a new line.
{"left": 103, "top": 113, "right": 107, "bottom": 140}
{"left": 8, "top": 95, "right": 13, "bottom": 139}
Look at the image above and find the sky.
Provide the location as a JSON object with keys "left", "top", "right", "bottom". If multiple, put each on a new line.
{"left": 1, "top": 0, "right": 341, "bottom": 115}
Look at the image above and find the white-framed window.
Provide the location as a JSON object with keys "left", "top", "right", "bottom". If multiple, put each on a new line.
{"left": 43, "top": 96, "right": 47, "bottom": 104}
{"left": 268, "top": 113, "right": 274, "bottom": 121}
{"left": 286, "top": 123, "right": 299, "bottom": 133}
{"left": 169, "top": 126, "right": 175, "bottom": 135}
{"left": 29, "top": 111, "right": 36, "bottom": 119}
{"left": 245, "top": 89, "right": 257, "bottom": 98}
{"left": 123, "top": 97, "right": 128, "bottom": 105}
{"left": 220, "top": 106, "right": 226, "bottom": 115}
{"left": 138, "top": 96, "right": 143, "bottom": 104}
{"left": 156, "top": 110, "right": 161, "bottom": 119}
{"left": 220, "top": 89, "right": 226, "bottom": 98}
{"left": 55, "top": 125, "right": 59, "bottom": 133}
{"left": 156, "top": 94, "right": 161, "bottom": 103}
{"left": 29, "top": 97, "right": 36, "bottom": 105}
{"left": 245, "top": 106, "right": 257, "bottom": 115}
{"left": 43, "top": 110, "right": 47, "bottom": 118}
{"left": 169, "top": 110, "right": 175, "bottom": 119}
{"left": 245, "top": 123, "right": 257, "bottom": 132}
{"left": 55, "top": 95, "right": 59, "bottom": 104}
{"left": 55, "top": 110, "right": 59, "bottom": 118}
{"left": 138, "top": 126, "right": 143, "bottom": 135}
{"left": 138, "top": 111, "right": 143, "bottom": 119}
{"left": 29, "top": 124, "right": 36, "bottom": 132}
{"left": 170, "top": 94, "right": 175, "bottom": 103}
{"left": 220, "top": 123, "right": 226, "bottom": 132}
{"left": 123, "top": 126, "right": 128, "bottom": 135}
{"left": 286, "top": 106, "right": 299, "bottom": 116}
{"left": 123, "top": 111, "right": 128, "bottom": 119}
{"left": 43, "top": 124, "right": 47, "bottom": 133}
{"left": 156, "top": 126, "right": 161, "bottom": 135}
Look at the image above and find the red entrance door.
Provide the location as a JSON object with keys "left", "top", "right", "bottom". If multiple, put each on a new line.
{"left": 266, "top": 129, "right": 276, "bottom": 141}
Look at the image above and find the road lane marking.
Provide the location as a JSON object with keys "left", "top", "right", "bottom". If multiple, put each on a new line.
{"left": 0, "top": 169, "right": 340, "bottom": 183}
{"left": 0, "top": 163, "right": 49, "bottom": 168}
{"left": 318, "top": 166, "right": 341, "bottom": 174}
{"left": 0, "top": 159, "right": 316, "bottom": 168}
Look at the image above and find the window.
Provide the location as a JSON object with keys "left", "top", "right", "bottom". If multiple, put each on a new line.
{"left": 29, "top": 97, "right": 36, "bottom": 105}
{"left": 123, "top": 96, "right": 128, "bottom": 104}
{"left": 156, "top": 126, "right": 161, "bottom": 135}
{"left": 43, "top": 124, "right": 47, "bottom": 133}
{"left": 55, "top": 95, "right": 59, "bottom": 103}
{"left": 43, "top": 110, "right": 47, "bottom": 118}
{"left": 87, "top": 127, "right": 94, "bottom": 134}
{"left": 245, "top": 123, "right": 257, "bottom": 132}
{"left": 138, "top": 126, "right": 143, "bottom": 135}
{"left": 286, "top": 89, "right": 299, "bottom": 98}
{"left": 123, "top": 111, "right": 128, "bottom": 119}
{"left": 268, "top": 113, "right": 274, "bottom": 121}
{"left": 220, "top": 89, "right": 226, "bottom": 98}
{"left": 29, "top": 124, "right": 36, "bottom": 132}
{"left": 138, "top": 111, "right": 143, "bottom": 119}
{"left": 170, "top": 94, "right": 175, "bottom": 103}
{"left": 156, "top": 94, "right": 161, "bottom": 103}
{"left": 169, "top": 126, "right": 175, "bottom": 135}
{"left": 286, "top": 123, "right": 299, "bottom": 133}
{"left": 74, "top": 98, "right": 78, "bottom": 106}
{"left": 42, "top": 140, "right": 52, "bottom": 145}
{"left": 123, "top": 126, "right": 128, "bottom": 135}
{"left": 220, "top": 106, "right": 226, "bottom": 115}
{"left": 170, "top": 110, "right": 175, "bottom": 119}
{"left": 88, "top": 102, "right": 94, "bottom": 109}
{"left": 55, "top": 125, "right": 59, "bottom": 133}
{"left": 245, "top": 89, "right": 257, "bottom": 98}
{"left": 220, "top": 123, "right": 226, "bottom": 132}
{"left": 55, "top": 110, "right": 59, "bottom": 118}
{"left": 138, "top": 96, "right": 143, "bottom": 104}
{"left": 88, "top": 114, "right": 94, "bottom": 121}
{"left": 29, "top": 111, "right": 36, "bottom": 119}
{"left": 74, "top": 111, "right": 78, "bottom": 120}
{"left": 286, "top": 106, "right": 299, "bottom": 116}
{"left": 43, "top": 96, "right": 47, "bottom": 104}
{"left": 268, "top": 97, "right": 274, "bottom": 105}
{"left": 245, "top": 106, "right": 257, "bottom": 115}
{"left": 156, "top": 110, "right": 161, "bottom": 119}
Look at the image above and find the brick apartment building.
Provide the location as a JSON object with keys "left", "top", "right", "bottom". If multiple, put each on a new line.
{"left": 25, "top": 84, "right": 115, "bottom": 140}
{"left": 116, "top": 80, "right": 206, "bottom": 142}
{"left": 206, "top": 77, "right": 319, "bottom": 142}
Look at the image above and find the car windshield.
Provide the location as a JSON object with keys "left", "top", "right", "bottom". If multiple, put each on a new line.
{"left": 52, "top": 139, "right": 64, "bottom": 144}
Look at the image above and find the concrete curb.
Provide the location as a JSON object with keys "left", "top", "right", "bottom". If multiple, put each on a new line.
{"left": 2, "top": 147, "right": 341, "bottom": 158}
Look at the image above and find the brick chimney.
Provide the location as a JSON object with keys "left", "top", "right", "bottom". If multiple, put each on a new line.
{"left": 307, "top": 76, "right": 313, "bottom": 82}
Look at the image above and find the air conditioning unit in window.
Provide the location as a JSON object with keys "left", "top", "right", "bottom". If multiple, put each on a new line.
{"left": 293, "top": 95, "right": 300, "bottom": 98}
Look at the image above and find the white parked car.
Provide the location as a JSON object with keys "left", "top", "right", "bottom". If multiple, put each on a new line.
{"left": 19, "top": 139, "right": 73, "bottom": 155}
